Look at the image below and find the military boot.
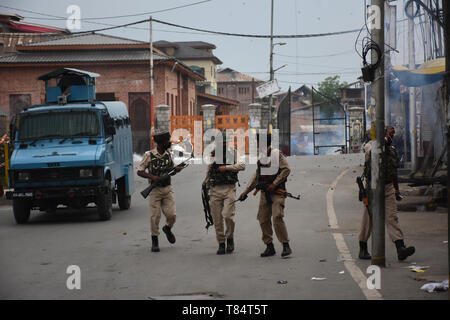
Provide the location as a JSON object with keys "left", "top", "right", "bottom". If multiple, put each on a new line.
{"left": 151, "top": 236, "right": 160, "bottom": 252}
{"left": 358, "top": 241, "right": 371, "bottom": 260}
{"left": 260, "top": 243, "right": 276, "bottom": 257}
{"left": 395, "top": 240, "right": 415, "bottom": 261}
{"left": 217, "top": 242, "right": 226, "bottom": 255}
{"left": 281, "top": 242, "right": 292, "bottom": 257}
{"left": 162, "top": 225, "right": 176, "bottom": 244}
{"left": 226, "top": 238, "right": 234, "bottom": 253}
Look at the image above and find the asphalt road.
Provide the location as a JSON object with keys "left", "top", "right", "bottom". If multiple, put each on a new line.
{"left": 0, "top": 153, "right": 447, "bottom": 300}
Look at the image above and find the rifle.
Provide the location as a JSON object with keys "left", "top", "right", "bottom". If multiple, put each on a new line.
{"left": 140, "top": 155, "right": 193, "bottom": 199}
{"left": 253, "top": 184, "right": 301, "bottom": 204}
{"left": 201, "top": 183, "right": 214, "bottom": 230}
{"left": 232, "top": 194, "right": 247, "bottom": 204}
{"left": 356, "top": 176, "right": 371, "bottom": 218}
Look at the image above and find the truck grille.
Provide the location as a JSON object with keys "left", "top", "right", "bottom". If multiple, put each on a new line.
{"left": 13, "top": 167, "right": 100, "bottom": 183}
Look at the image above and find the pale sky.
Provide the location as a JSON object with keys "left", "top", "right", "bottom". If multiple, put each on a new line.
{"left": 2, "top": 0, "right": 415, "bottom": 91}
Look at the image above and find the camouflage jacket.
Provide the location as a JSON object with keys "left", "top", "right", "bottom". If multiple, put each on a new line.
{"left": 363, "top": 143, "right": 398, "bottom": 185}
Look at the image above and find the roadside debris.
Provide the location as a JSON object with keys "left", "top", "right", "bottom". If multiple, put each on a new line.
{"left": 408, "top": 265, "right": 430, "bottom": 273}
{"left": 420, "top": 280, "right": 448, "bottom": 293}
{"left": 337, "top": 254, "right": 354, "bottom": 262}
{"left": 338, "top": 271, "right": 345, "bottom": 275}
{"left": 311, "top": 277, "right": 327, "bottom": 281}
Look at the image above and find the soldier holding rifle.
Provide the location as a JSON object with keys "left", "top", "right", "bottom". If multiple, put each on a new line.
{"left": 358, "top": 126, "right": 415, "bottom": 261}
{"left": 238, "top": 133, "right": 293, "bottom": 258}
{"left": 137, "top": 130, "right": 184, "bottom": 253}
{"left": 203, "top": 132, "right": 245, "bottom": 255}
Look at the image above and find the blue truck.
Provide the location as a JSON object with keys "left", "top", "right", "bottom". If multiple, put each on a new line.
{"left": 7, "top": 68, "right": 134, "bottom": 223}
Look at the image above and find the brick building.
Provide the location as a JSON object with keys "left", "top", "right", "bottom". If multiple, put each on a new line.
{"left": 217, "top": 68, "right": 264, "bottom": 114}
{"left": 0, "top": 13, "right": 70, "bottom": 57}
{"left": 0, "top": 32, "right": 203, "bottom": 154}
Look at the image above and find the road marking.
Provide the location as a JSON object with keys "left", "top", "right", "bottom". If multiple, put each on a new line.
{"left": 327, "top": 169, "right": 383, "bottom": 300}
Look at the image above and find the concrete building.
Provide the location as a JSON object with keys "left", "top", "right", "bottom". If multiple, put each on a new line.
{"left": 0, "top": 32, "right": 203, "bottom": 154}
{"left": 153, "top": 40, "right": 222, "bottom": 96}
{"left": 217, "top": 68, "right": 264, "bottom": 114}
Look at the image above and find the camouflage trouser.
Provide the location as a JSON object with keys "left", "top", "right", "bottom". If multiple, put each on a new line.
{"left": 257, "top": 193, "right": 289, "bottom": 244}
{"left": 149, "top": 185, "right": 176, "bottom": 236}
{"left": 210, "top": 184, "right": 236, "bottom": 243}
{"left": 359, "top": 183, "right": 404, "bottom": 242}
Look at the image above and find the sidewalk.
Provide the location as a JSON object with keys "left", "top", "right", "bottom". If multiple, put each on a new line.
{"left": 333, "top": 165, "right": 448, "bottom": 299}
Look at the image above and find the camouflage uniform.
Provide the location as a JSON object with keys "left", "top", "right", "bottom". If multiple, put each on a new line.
{"left": 359, "top": 142, "right": 404, "bottom": 243}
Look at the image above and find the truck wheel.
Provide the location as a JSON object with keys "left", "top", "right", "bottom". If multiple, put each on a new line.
{"left": 97, "top": 178, "right": 112, "bottom": 221}
{"left": 117, "top": 179, "right": 131, "bottom": 210}
{"left": 13, "top": 199, "right": 31, "bottom": 224}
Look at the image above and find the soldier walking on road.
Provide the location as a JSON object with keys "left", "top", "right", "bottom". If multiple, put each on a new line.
{"left": 137, "top": 130, "right": 181, "bottom": 252}
{"left": 238, "top": 133, "right": 292, "bottom": 258}
{"left": 358, "top": 126, "right": 415, "bottom": 261}
{"left": 203, "top": 132, "right": 245, "bottom": 255}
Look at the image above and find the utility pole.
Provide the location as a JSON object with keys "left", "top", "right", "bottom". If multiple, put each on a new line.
{"left": 269, "top": 0, "right": 274, "bottom": 133}
{"left": 384, "top": 2, "right": 392, "bottom": 126}
{"left": 408, "top": 3, "right": 417, "bottom": 172}
{"left": 424, "top": 0, "right": 433, "bottom": 60}
{"left": 443, "top": 0, "right": 450, "bottom": 301}
{"left": 150, "top": 16, "right": 154, "bottom": 149}
{"left": 371, "top": 0, "right": 386, "bottom": 267}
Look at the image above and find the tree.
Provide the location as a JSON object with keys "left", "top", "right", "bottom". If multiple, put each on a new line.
{"left": 315, "top": 75, "right": 348, "bottom": 118}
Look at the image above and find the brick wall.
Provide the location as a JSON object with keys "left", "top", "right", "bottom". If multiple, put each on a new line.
{"left": 0, "top": 63, "right": 197, "bottom": 118}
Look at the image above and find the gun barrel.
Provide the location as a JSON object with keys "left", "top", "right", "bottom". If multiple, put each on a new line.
{"left": 140, "top": 184, "right": 155, "bottom": 199}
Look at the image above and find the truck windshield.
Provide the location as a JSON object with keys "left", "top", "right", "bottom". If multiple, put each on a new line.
{"left": 18, "top": 110, "right": 100, "bottom": 141}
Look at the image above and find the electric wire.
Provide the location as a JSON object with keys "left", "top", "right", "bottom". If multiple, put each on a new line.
{"left": 0, "top": 1, "right": 212, "bottom": 21}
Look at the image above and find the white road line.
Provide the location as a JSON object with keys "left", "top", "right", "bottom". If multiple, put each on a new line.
{"left": 327, "top": 169, "right": 383, "bottom": 300}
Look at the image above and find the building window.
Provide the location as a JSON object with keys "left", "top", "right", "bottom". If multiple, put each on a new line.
{"left": 218, "top": 87, "right": 224, "bottom": 95}
{"left": 96, "top": 92, "right": 116, "bottom": 101}
{"left": 167, "top": 93, "right": 170, "bottom": 105}
{"left": 238, "top": 87, "right": 249, "bottom": 95}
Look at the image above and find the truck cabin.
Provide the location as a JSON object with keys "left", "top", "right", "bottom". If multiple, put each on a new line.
{"left": 38, "top": 67, "right": 99, "bottom": 105}
{"left": 10, "top": 68, "right": 119, "bottom": 144}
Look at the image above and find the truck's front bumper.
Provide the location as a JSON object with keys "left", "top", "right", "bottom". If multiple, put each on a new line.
{"left": 6, "top": 185, "right": 104, "bottom": 200}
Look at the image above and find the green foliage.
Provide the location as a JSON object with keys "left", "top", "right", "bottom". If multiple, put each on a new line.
{"left": 315, "top": 76, "right": 348, "bottom": 117}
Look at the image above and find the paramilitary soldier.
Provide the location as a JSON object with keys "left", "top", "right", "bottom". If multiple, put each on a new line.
{"left": 137, "top": 130, "right": 182, "bottom": 252}
{"left": 238, "top": 134, "right": 292, "bottom": 258}
{"left": 358, "top": 126, "right": 415, "bottom": 261}
{"left": 203, "top": 132, "right": 245, "bottom": 255}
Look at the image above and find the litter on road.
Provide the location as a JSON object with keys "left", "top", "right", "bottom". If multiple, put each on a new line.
{"left": 408, "top": 266, "right": 430, "bottom": 273}
{"left": 420, "top": 280, "right": 449, "bottom": 293}
{"left": 339, "top": 271, "right": 345, "bottom": 274}
{"left": 311, "top": 277, "right": 327, "bottom": 281}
